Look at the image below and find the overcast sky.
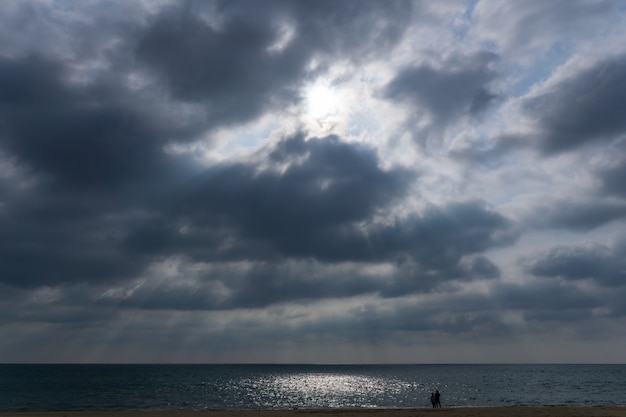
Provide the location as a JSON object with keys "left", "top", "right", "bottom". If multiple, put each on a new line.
{"left": 1, "top": 0, "right": 626, "bottom": 364}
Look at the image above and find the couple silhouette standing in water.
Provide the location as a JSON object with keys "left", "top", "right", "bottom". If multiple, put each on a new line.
{"left": 430, "top": 390, "right": 441, "bottom": 408}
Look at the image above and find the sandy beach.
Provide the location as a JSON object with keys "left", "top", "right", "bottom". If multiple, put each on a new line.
{"left": 3, "top": 408, "right": 626, "bottom": 417}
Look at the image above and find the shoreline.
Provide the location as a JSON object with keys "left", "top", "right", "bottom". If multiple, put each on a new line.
{"left": 3, "top": 407, "right": 626, "bottom": 417}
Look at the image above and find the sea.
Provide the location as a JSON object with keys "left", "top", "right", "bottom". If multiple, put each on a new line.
{"left": 1, "top": 364, "right": 625, "bottom": 411}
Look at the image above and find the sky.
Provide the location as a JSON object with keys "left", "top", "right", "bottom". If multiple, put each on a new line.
{"left": 1, "top": 0, "right": 626, "bottom": 364}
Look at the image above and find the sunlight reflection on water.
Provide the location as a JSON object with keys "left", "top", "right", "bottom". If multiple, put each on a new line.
{"left": 239, "top": 372, "right": 416, "bottom": 409}
{"left": 275, "top": 373, "right": 379, "bottom": 395}
{"left": 268, "top": 373, "right": 383, "bottom": 408}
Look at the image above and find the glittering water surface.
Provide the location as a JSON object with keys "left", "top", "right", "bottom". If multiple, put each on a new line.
{"left": 258, "top": 373, "right": 394, "bottom": 408}
{"left": 1, "top": 364, "right": 625, "bottom": 411}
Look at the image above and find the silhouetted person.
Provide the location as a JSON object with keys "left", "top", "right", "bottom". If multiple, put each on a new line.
{"left": 434, "top": 390, "right": 441, "bottom": 408}
{"left": 430, "top": 392, "right": 436, "bottom": 408}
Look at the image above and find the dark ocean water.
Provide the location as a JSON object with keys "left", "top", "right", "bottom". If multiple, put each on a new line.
{"left": 1, "top": 364, "right": 625, "bottom": 411}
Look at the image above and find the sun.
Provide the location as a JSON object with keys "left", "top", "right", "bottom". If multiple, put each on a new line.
{"left": 304, "top": 81, "right": 341, "bottom": 120}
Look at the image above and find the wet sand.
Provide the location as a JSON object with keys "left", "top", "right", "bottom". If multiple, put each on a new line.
{"left": 3, "top": 407, "right": 626, "bottom": 417}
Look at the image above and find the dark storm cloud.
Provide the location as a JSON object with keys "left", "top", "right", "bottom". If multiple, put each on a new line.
{"left": 461, "top": 255, "right": 501, "bottom": 279}
{"left": 523, "top": 54, "right": 626, "bottom": 155}
{"left": 136, "top": 0, "right": 413, "bottom": 125}
{"left": 127, "top": 133, "right": 515, "bottom": 265}
{"left": 112, "top": 132, "right": 517, "bottom": 310}
{"left": 332, "top": 295, "right": 512, "bottom": 338}
{"left": 0, "top": 188, "right": 149, "bottom": 287}
{"left": 454, "top": 54, "right": 626, "bottom": 169}
{"left": 1, "top": 0, "right": 416, "bottom": 192}
{"left": 527, "top": 198, "right": 626, "bottom": 231}
{"left": 372, "top": 201, "right": 516, "bottom": 268}
{"left": 0, "top": 55, "right": 192, "bottom": 192}
{"left": 448, "top": 133, "right": 526, "bottom": 165}
{"left": 322, "top": 278, "right": 611, "bottom": 341}
{"left": 384, "top": 277, "right": 626, "bottom": 340}
{"left": 475, "top": 0, "right": 620, "bottom": 55}
{"left": 135, "top": 8, "right": 301, "bottom": 123}
{"left": 598, "top": 159, "right": 626, "bottom": 198}
{"left": 0, "top": 50, "right": 203, "bottom": 288}
{"left": 0, "top": 0, "right": 416, "bottom": 292}
{"left": 384, "top": 51, "right": 499, "bottom": 135}
{"left": 523, "top": 239, "right": 626, "bottom": 287}
{"left": 454, "top": 54, "right": 626, "bottom": 165}
{"left": 213, "top": 0, "right": 414, "bottom": 58}
{"left": 15, "top": 268, "right": 618, "bottom": 345}
{"left": 99, "top": 252, "right": 502, "bottom": 311}
{"left": 100, "top": 261, "right": 387, "bottom": 311}
{"left": 126, "top": 132, "right": 411, "bottom": 261}
{"left": 491, "top": 279, "right": 602, "bottom": 315}
{"left": 0, "top": 55, "right": 166, "bottom": 287}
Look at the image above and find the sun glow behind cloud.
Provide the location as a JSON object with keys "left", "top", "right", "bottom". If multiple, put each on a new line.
{"left": 302, "top": 80, "right": 346, "bottom": 132}
{"left": 306, "top": 83, "right": 340, "bottom": 118}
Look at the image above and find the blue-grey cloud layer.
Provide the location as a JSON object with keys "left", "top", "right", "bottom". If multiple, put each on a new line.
{"left": 1, "top": 0, "right": 625, "bottom": 363}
